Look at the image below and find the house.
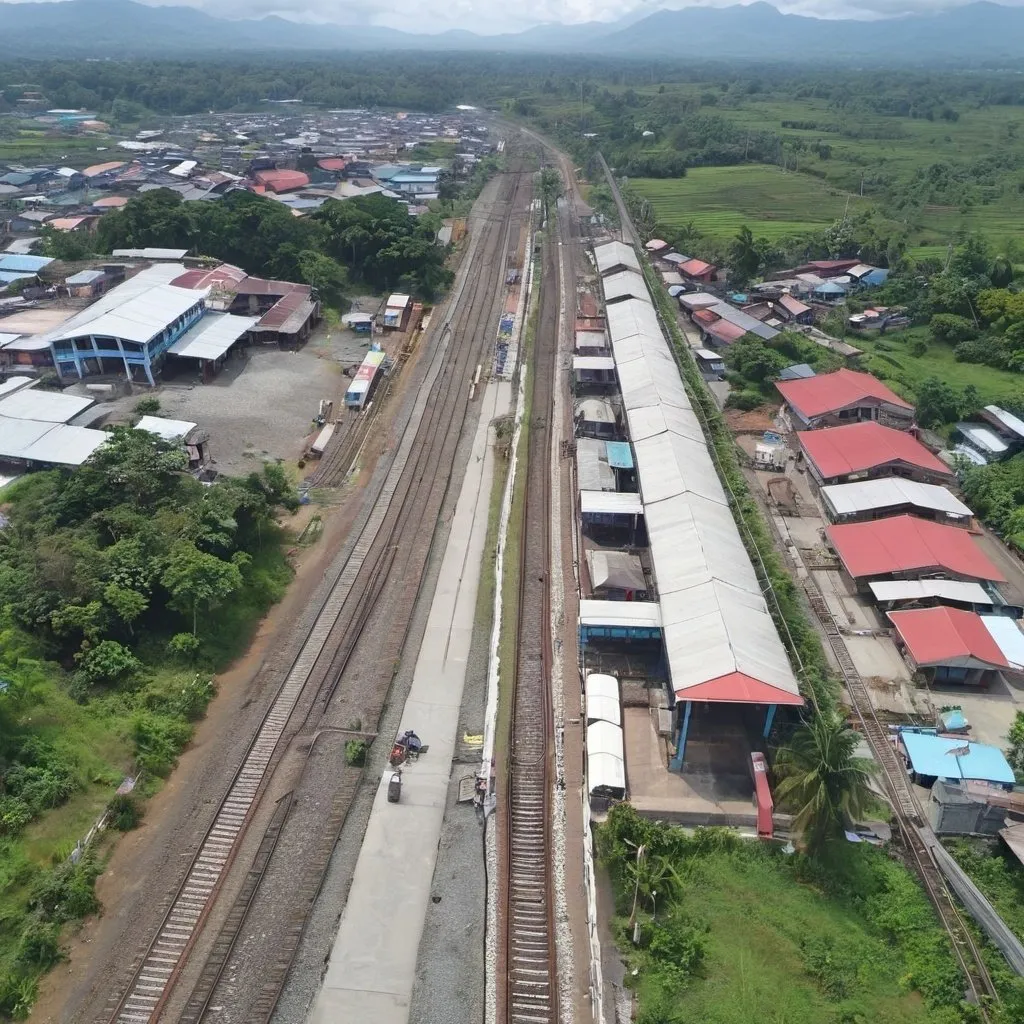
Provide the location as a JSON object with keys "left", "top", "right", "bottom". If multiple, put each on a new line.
{"left": 898, "top": 729, "right": 1015, "bottom": 790}
{"left": 797, "top": 421, "right": 953, "bottom": 486}
{"left": 48, "top": 216, "right": 97, "bottom": 233}
{"left": 778, "top": 294, "right": 814, "bottom": 325}
{"left": 48, "top": 264, "right": 208, "bottom": 385}
{"left": 573, "top": 355, "right": 616, "bottom": 388}
{"left": 645, "top": 239, "right": 670, "bottom": 255}
{"left": 889, "top": 606, "right": 1024, "bottom": 687}
{"left": 252, "top": 168, "right": 310, "bottom": 193}
{"left": 64, "top": 269, "right": 109, "bottom": 298}
{"left": 679, "top": 258, "right": 715, "bottom": 284}
{"left": 8, "top": 210, "right": 52, "bottom": 233}
{"left": 693, "top": 348, "right": 725, "bottom": 378}
{"left": 826, "top": 515, "right": 1005, "bottom": 588}
{"left": 341, "top": 311, "right": 374, "bottom": 334}
{"left": 820, "top": 477, "right": 973, "bottom": 526}
{"left": 776, "top": 368, "right": 915, "bottom": 430}
{"left": 812, "top": 280, "right": 847, "bottom": 303}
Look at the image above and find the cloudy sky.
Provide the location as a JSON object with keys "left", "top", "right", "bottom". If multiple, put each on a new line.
{"left": 10, "top": 0, "right": 1014, "bottom": 34}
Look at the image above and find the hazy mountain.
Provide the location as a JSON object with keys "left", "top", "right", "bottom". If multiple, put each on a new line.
{"left": 1, "top": 0, "right": 1024, "bottom": 62}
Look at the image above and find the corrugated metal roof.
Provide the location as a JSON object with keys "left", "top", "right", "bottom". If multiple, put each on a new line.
{"left": 169, "top": 313, "right": 259, "bottom": 361}
{"left": 111, "top": 247, "right": 188, "bottom": 260}
{"left": 579, "top": 599, "right": 661, "bottom": 628}
{"left": 678, "top": 292, "right": 720, "bottom": 311}
{"left": 709, "top": 302, "right": 778, "bottom": 340}
{"left": 616, "top": 355, "right": 690, "bottom": 412}
{"left": 890, "top": 606, "right": 1009, "bottom": 668}
{"left": 982, "top": 615, "right": 1024, "bottom": 669}
{"left": 135, "top": 415, "right": 197, "bottom": 441}
{"left": 594, "top": 240, "right": 640, "bottom": 276}
{"left": 900, "top": 730, "right": 1014, "bottom": 785}
{"left": 776, "top": 368, "right": 912, "bottom": 420}
{"left": 821, "top": 478, "right": 971, "bottom": 518}
{"left": 602, "top": 269, "right": 648, "bottom": 304}
{"left": 0, "top": 376, "right": 35, "bottom": 399}
{"left": 579, "top": 490, "right": 642, "bottom": 515}
{"left": 65, "top": 269, "right": 105, "bottom": 285}
{"left": 828, "top": 515, "right": 1005, "bottom": 582}
{"left": 633, "top": 432, "right": 727, "bottom": 506}
{"left": 576, "top": 438, "right": 615, "bottom": 492}
{"left": 799, "top": 421, "right": 951, "bottom": 480}
{"left": 54, "top": 285, "right": 206, "bottom": 346}
{"left": 868, "top": 579, "right": 993, "bottom": 606}
{"left": 0, "top": 389, "right": 93, "bottom": 424}
{"left": 586, "top": 550, "right": 646, "bottom": 594}
{"left": 958, "top": 422, "right": 1009, "bottom": 455}
{"left": 0, "top": 416, "right": 106, "bottom": 465}
{"left": 573, "top": 355, "right": 615, "bottom": 371}
{"left": 0, "top": 254, "right": 53, "bottom": 273}
{"left": 605, "top": 298, "right": 661, "bottom": 344}
{"left": 585, "top": 673, "right": 621, "bottom": 726}
{"left": 982, "top": 405, "right": 1024, "bottom": 441}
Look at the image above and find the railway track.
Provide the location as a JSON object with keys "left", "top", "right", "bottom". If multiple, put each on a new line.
{"left": 804, "top": 579, "right": 998, "bottom": 1011}
{"left": 102, "top": 167, "right": 534, "bottom": 1024}
{"left": 502, "top": 193, "right": 561, "bottom": 1024}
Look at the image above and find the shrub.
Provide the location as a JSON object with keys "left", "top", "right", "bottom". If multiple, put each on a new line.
{"left": 725, "top": 389, "right": 764, "bottom": 411}
{"left": 133, "top": 397, "right": 161, "bottom": 415}
{"left": 344, "top": 739, "right": 368, "bottom": 767}
{"left": 16, "top": 918, "right": 62, "bottom": 969}
{"left": 107, "top": 793, "right": 142, "bottom": 832}
{"left": 0, "top": 971, "right": 37, "bottom": 1020}
{"left": 28, "top": 858, "right": 100, "bottom": 924}
{"left": 167, "top": 632, "right": 201, "bottom": 663}
{"left": 0, "top": 796, "right": 33, "bottom": 836}
{"left": 131, "top": 710, "right": 193, "bottom": 776}
{"left": 76, "top": 640, "right": 142, "bottom": 686}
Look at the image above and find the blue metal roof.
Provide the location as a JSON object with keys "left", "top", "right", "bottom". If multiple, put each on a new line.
{"left": 605, "top": 441, "right": 634, "bottom": 470}
{"left": 779, "top": 363, "right": 816, "bottom": 381}
{"left": 901, "top": 729, "right": 1014, "bottom": 785}
{"left": 0, "top": 255, "right": 53, "bottom": 273}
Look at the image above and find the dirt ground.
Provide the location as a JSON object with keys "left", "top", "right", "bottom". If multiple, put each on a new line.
{"left": 77, "top": 324, "right": 377, "bottom": 477}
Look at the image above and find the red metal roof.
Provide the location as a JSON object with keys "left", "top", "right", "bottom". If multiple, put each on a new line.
{"left": 798, "top": 421, "right": 951, "bottom": 480}
{"left": 889, "top": 607, "right": 1008, "bottom": 668}
{"left": 827, "top": 515, "right": 1005, "bottom": 582}
{"left": 776, "top": 368, "right": 912, "bottom": 420}
{"left": 692, "top": 308, "right": 719, "bottom": 325}
{"left": 172, "top": 264, "right": 248, "bottom": 290}
{"left": 778, "top": 294, "right": 810, "bottom": 316}
{"left": 253, "top": 169, "right": 310, "bottom": 193}
{"left": 317, "top": 158, "right": 347, "bottom": 172}
{"left": 673, "top": 672, "right": 804, "bottom": 706}
{"left": 680, "top": 258, "right": 713, "bottom": 278}
{"left": 706, "top": 319, "right": 746, "bottom": 344}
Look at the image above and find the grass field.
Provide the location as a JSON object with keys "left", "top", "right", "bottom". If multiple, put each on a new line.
{"left": 631, "top": 165, "right": 872, "bottom": 241}
{"left": 853, "top": 327, "right": 1024, "bottom": 408}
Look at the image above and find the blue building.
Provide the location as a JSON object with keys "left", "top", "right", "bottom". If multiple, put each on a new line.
{"left": 48, "top": 265, "right": 208, "bottom": 385}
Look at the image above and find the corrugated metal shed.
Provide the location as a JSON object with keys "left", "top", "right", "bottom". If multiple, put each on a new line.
{"left": 821, "top": 478, "right": 972, "bottom": 519}
{"left": 579, "top": 490, "right": 642, "bottom": 515}
{"left": 169, "top": 313, "right": 259, "bottom": 361}
{"left": 605, "top": 298, "right": 661, "bottom": 344}
{"left": 0, "top": 389, "right": 94, "bottom": 424}
{"left": 958, "top": 422, "right": 1009, "bottom": 456}
{"left": 135, "top": 415, "right": 197, "bottom": 441}
{"left": 982, "top": 405, "right": 1024, "bottom": 441}
{"left": 901, "top": 731, "right": 1014, "bottom": 785}
{"left": 593, "top": 240, "right": 640, "bottom": 277}
{"left": 602, "top": 269, "right": 648, "bottom": 304}
{"left": 626, "top": 402, "right": 705, "bottom": 445}
{"left": 576, "top": 438, "right": 615, "bottom": 492}
{"left": 633, "top": 432, "right": 727, "bottom": 506}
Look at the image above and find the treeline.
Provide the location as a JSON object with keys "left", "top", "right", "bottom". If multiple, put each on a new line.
{"left": 91, "top": 188, "right": 453, "bottom": 303}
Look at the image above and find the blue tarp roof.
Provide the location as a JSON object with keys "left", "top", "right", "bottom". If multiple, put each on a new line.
{"left": 0, "top": 271, "right": 37, "bottom": 285}
{"left": 939, "top": 708, "right": 968, "bottom": 730}
{"left": 901, "top": 730, "right": 1014, "bottom": 785}
{"left": 0, "top": 254, "right": 53, "bottom": 273}
{"left": 814, "top": 281, "right": 847, "bottom": 295}
{"left": 605, "top": 441, "right": 634, "bottom": 470}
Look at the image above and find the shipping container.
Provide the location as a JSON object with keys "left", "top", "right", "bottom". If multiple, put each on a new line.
{"left": 345, "top": 349, "right": 387, "bottom": 409}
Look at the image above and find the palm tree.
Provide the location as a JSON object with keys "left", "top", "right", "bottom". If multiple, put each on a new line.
{"left": 773, "top": 713, "right": 876, "bottom": 856}
{"left": 729, "top": 225, "right": 760, "bottom": 287}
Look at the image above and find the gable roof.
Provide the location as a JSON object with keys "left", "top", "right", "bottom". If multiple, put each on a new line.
{"left": 888, "top": 607, "right": 1009, "bottom": 669}
{"left": 827, "top": 515, "right": 1005, "bottom": 582}
{"left": 798, "top": 421, "right": 951, "bottom": 479}
{"left": 777, "top": 368, "right": 912, "bottom": 420}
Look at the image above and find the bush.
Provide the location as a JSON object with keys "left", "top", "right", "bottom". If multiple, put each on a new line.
{"left": 133, "top": 397, "right": 161, "bottom": 415}
{"left": 130, "top": 710, "right": 193, "bottom": 776}
{"left": 344, "top": 739, "right": 368, "bottom": 767}
{"left": 28, "top": 858, "right": 100, "bottom": 924}
{"left": 725, "top": 389, "right": 764, "bottom": 411}
{"left": 76, "top": 640, "right": 142, "bottom": 686}
{"left": 0, "top": 971, "right": 37, "bottom": 1020}
{"left": 0, "top": 796, "right": 33, "bottom": 837}
{"left": 107, "top": 793, "right": 142, "bottom": 832}
{"left": 167, "top": 632, "right": 201, "bottom": 663}
{"left": 16, "top": 918, "right": 62, "bottom": 969}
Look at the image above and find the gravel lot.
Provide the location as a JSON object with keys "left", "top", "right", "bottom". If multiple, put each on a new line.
{"left": 83, "top": 325, "right": 374, "bottom": 477}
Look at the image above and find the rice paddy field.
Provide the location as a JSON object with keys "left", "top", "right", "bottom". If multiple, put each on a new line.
{"left": 630, "top": 165, "right": 873, "bottom": 240}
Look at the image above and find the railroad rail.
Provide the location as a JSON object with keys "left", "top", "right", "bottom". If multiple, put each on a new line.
{"left": 502, "top": 193, "right": 561, "bottom": 1024}
{"left": 102, "top": 169, "right": 534, "bottom": 1024}
{"left": 804, "top": 579, "right": 999, "bottom": 1011}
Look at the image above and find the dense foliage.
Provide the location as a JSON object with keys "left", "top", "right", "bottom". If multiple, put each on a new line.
{"left": 93, "top": 189, "right": 451, "bottom": 304}
{"left": 723, "top": 330, "right": 841, "bottom": 410}
{"left": 598, "top": 805, "right": 979, "bottom": 1023}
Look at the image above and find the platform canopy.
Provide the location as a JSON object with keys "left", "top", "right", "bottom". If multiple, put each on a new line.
{"left": 586, "top": 721, "right": 626, "bottom": 794}
{"left": 579, "top": 490, "right": 643, "bottom": 516}
{"left": 585, "top": 673, "right": 621, "bottom": 727}
{"left": 586, "top": 549, "right": 646, "bottom": 592}
{"left": 594, "top": 240, "right": 640, "bottom": 277}
{"left": 169, "top": 313, "right": 259, "bottom": 362}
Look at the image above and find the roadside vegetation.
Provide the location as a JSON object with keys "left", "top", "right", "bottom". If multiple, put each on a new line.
{"left": 0, "top": 430, "right": 296, "bottom": 1017}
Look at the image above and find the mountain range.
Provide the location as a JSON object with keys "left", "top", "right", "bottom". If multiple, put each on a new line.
{"left": 2, "top": 0, "right": 1024, "bottom": 62}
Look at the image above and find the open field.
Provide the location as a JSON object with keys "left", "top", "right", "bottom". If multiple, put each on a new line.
{"left": 630, "top": 165, "right": 872, "bottom": 240}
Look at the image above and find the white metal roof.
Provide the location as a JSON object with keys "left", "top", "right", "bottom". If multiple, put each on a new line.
{"left": 578, "top": 599, "right": 661, "bottom": 628}
{"left": 575, "top": 330, "right": 607, "bottom": 350}
{"left": 678, "top": 292, "right": 720, "bottom": 311}
{"left": 983, "top": 405, "right": 1024, "bottom": 441}
{"left": 694, "top": 348, "right": 723, "bottom": 361}
{"left": 594, "top": 240, "right": 640, "bottom": 276}
{"left": 868, "top": 579, "right": 993, "bottom": 605}
{"left": 386, "top": 292, "right": 410, "bottom": 308}
{"left": 612, "top": 333, "right": 675, "bottom": 367}
{"left": 605, "top": 298, "right": 661, "bottom": 344}
{"left": 168, "top": 313, "right": 259, "bottom": 361}
{"left": 585, "top": 673, "right": 620, "bottom": 701}
{"left": 0, "top": 376, "right": 36, "bottom": 400}
{"left": 633, "top": 431, "right": 727, "bottom": 506}
{"left": 111, "top": 247, "right": 188, "bottom": 260}
{"left": 661, "top": 580, "right": 800, "bottom": 698}
{"left": 586, "top": 549, "right": 646, "bottom": 593}
{"left": 958, "top": 422, "right": 1009, "bottom": 455}
{"left": 644, "top": 494, "right": 761, "bottom": 598}
{"left": 625, "top": 402, "right": 703, "bottom": 445}
{"left": 616, "top": 354, "right": 690, "bottom": 412}
{"left": 576, "top": 438, "right": 615, "bottom": 492}
{"left": 573, "top": 355, "right": 616, "bottom": 371}
{"left": 587, "top": 721, "right": 625, "bottom": 794}
{"left": 585, "top": 693, "right": 621, "bottom": 727}
{"left": 982, "top": 615, "right": 1024, "bottom": 670}
{"left": 821, "top": 478, "right": 973, "bottom": 518}
{"left": 0, "top": 389, "right": 94, "bottom": 424}
{"left": 135, "top": 415, "right": 197, "bottom": 441}
{"left": 602, "top": 269, "right": 648, "bottom": 304}
{"left": 0, "top": 416, "right": 107, "bottom": 465}
{"left": 0, "top": 415, "right": 52, "bottom": 456}
{"left": 0, "top": 333, "right": 21, "bottom": 349}
{"left": 579, "top": 490, "right": 643, "bottom": 515}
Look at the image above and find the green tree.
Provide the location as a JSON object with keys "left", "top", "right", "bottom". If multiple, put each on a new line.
{"left": 914, "top": 375, "right": 963, "bottom": 428}
{"left": 991, "top": 255, "right": 1015, "bottom": 289}
{"left": 76, "top": 639, "right": 142, "bottom": 685}
{"left": 40, "top": 226, "right": 93, "bottom": 261}
{"left": 728, "top": 225, "right": 760, "bottom": 286}
{"left": 539, "top": 167, "right": 563, "bottom": 209}
{"left": 295, "top": 249, "right": 347, "bottom": 308}
{"left": 160, "top": 545, "right": 243, "bottom": 635}
{"left": 774, "top": 713, "right": 875, "bottom": 856}
{"left": 1008, "top": 711, "right": 1024, "bottom": 779}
